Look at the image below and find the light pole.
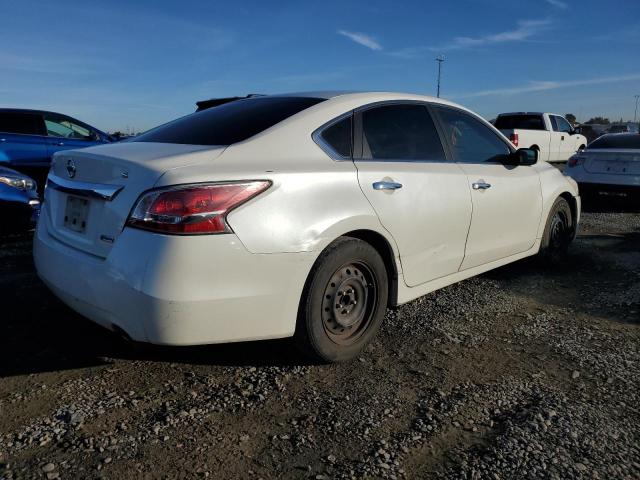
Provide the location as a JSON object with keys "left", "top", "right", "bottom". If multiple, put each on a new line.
{"left": 435, "top": 55, "right": 445, "bottom": 98}
{"left": 634, "top": 94, "right": 639, "bottom": 124}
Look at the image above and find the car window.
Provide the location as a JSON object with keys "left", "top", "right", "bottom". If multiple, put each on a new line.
{"left": 0, "top": 112, "right": 45, "bottom": 136}
{"left": 360, "top": 104, "right": 445, "bottom": 161}
{"left": 494, "top": 115, "right": 545, "bottom": 130}
{"left": 550, "top": 116, "right": 559, "bottom": 131}
{"left": 134, "top": 96, "right": 325, "bottom": 146}
{"left": 555, "top": 116, "right": 573, "bottom": 133}
{"left": 589, "top": 134, "right": 640, "bottom": 149}
{"left": 44, "top": 114, "right": 95, "bottom": 140}
{"left": 319, "top": 115, "right": 351, "bottom": 158}
{"left": 435, "top": 107, "right": 510, "bottom": 163}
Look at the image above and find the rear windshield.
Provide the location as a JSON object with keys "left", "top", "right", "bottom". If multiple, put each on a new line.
{"left": 494, "top": 115, "right": 545, "bottom": 131}
{"left": 133, "top": 96, "right": 325, "bottom": 146}
{"left": 589, "top": 134, "right": 640, "bottom": 149}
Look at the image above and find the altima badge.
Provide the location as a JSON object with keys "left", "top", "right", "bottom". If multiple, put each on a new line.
{"left": 66, "top": 159, "right": 77, "bottom": 179}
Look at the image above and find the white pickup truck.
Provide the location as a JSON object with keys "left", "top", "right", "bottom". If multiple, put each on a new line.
{"left": 495, "top": 112, "right": 587, "bottom": 163}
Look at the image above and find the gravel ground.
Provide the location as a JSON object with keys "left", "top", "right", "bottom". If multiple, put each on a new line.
{"left": 0, "top": 199, "right": 639, "bottom": 479}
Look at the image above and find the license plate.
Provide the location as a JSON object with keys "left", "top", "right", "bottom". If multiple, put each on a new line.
{"left": 64, "top": 195, "right": 90, "bottom": 233}
{"left": 597, "top": 160, "right": 630, "bottom": 174}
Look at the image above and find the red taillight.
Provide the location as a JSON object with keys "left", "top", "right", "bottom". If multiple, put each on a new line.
{"left": 127, "top": 181, "right": 271, "bottom": 234}
{"left": 509, "top": 133, "right": 519, "bottom": 147}
{"left": 568, "top": 155, "right": 585, "bottom": 168}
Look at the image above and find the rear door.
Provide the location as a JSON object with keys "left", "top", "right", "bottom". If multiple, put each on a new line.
{"left": 352, "top": 102, "right": 472, "bottom": 287}
{"left": 44, "top": 113, "right": 103, "bottom": 156}
{"left": 0, "top": 111, "right": 49, "bottom": 168}
{"left": 433, "top": 106, "right": 542, "bottom": 270}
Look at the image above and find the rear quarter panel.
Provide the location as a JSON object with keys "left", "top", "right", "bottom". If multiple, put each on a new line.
{"left": 154, "top": 125, "right": 401, "bottom": 259}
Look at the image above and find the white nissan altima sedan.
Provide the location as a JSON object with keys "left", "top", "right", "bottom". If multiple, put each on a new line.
{"left": 34, "top": 92, "right": 580, "bottom": 362}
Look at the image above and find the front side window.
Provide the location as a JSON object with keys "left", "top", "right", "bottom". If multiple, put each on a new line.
{"left": 555, "top": 116, "right": 573, "bottom": 133}
{"left": 436, "top": 107, "right": 510, "bottom": 163}
{"left": 319, "top": 115, "right": 352, "bottom": 158}
{"left": 44, "top": 114, "right": 95, "bottom": 140}
{"left": 134, "top": 96, "right": 325, "bottom": 146}
{"left": 360, "top": 104, "right": 445, "bottom": 161}
{"left": 550, "top": 116, "right": 559, "bottom": 131}
{"left": 0, "top": 112, "right": 45, "bottom": 135}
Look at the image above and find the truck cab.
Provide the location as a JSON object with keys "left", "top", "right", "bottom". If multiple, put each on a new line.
{"left": 494, "top": 112, "right": 587, "bottom": 163}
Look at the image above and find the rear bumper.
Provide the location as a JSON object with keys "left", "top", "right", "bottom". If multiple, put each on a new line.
{"left": 577, "top": 182, "right": 640, "bottom": 198}
{"left": 34, "top": 221, "right": 315, "bottom": 345}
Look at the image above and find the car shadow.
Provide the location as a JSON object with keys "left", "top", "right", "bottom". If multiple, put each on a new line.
{"left": 581, "top": 194, "right": 640, "bottom": 213}
{"left": 0, "top": 295, "right": 313, "bottom": 378}
{"left": 0, "top": 233, "right": 313, "bottom": 377}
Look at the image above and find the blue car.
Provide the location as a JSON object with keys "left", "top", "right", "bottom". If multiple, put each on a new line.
{"left": 0, "top": 108, "right": 114, "bottom": 191}
{"left": 0, "top": 166, "right": 40, "bottom": 233}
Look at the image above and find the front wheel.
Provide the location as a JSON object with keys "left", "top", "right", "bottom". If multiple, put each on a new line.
{"left": 538, "top": 197, "right": 574, "bottom": 260}
{"left": 294, "top": 237, "right": 388, "bottom": 363}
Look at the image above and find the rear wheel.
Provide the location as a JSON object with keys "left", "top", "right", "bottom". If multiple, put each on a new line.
{"left": 294, "top": 237, "right": 388, "bottom": 363}
{"left": 539, "top": 197, "right": 574, "bottom": 260}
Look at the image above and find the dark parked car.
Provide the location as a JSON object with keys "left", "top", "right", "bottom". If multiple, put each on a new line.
{"left": 0, "top": 166, "right": 40, "bottom": 233}
{"left": 0, "top": 109, "right": 114, "bottom": 191}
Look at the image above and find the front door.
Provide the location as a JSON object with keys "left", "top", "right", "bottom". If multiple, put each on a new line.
{"left": 353, "top": 103, "right": 472, "bottom": 287}
{"left": 553, "top": 115, "right": 577, "bottom": 160}
{"left": 433, "top": 106, "right": 543, "bottom": 270}
{"left": 43, "top": 113, "right": 103, "bottom": 157}
{"left": 0, "top": 111, "right": 49, "bottom": 168}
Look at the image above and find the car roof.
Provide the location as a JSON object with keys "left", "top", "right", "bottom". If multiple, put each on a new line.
{"left": 0, "top": 107, "right": 73, "bottom": 116}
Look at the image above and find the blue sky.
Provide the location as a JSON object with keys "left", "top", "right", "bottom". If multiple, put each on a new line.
{"left": 2, "top": 0, "right": 639, "bottom": 132}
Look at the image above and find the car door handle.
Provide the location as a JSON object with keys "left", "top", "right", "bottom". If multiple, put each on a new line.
{"left": 373, "top": 181, "right": 403, "bottom": 191}
{"left": 472, "top": 181, "right": 491, "bottom": 190}
{"left": 56, "top": 141, "right": 65, "bottom": 146}
{"left": 561, "top": 136, "right": 565, "bottom": 140}
{"left": 0, "top": 138, "right": 6, "bottom": 142}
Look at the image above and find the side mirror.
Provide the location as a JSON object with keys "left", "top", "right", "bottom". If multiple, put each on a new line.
{"left": 506, "top": 148, "right": 537, "bottom": 166}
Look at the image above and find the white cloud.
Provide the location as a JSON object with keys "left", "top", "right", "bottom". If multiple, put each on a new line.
{"left": 451, "top": 73, "right": 640, "bottom": 99}
{"left": 338, "top": 30, "right": 382, "bottom": 51}
{"left": 430, "top": 19, "right": 552, "bottom": 52}
{"left": 546, "top": 0, "right": 568, "bottom": 9}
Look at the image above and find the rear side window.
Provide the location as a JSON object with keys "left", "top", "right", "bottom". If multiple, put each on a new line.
{"left": 494, "top": 115, "right": 545, "bottom": 131}
{"left": 134, "top": 97, "right": 325, "bottom": 146}
{"left": 319, "top": 116, "right": 352, "bottom": 158}
{"left": 589, "top": 134, "right": 640, "bottom": 149}
{"left": 436, "top": 107, "right": 510, "bottom": 163}
{"left": 360, "top": 104, "right": 445, "bottom": 161}
{"left": 0, "top": 112, "right": 45, "bottom": 135}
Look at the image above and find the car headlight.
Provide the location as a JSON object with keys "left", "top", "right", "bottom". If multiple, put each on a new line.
{"left": 0, "top": 175, "right": 36, "bottom": 191}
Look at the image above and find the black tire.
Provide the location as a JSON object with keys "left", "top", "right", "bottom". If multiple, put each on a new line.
{"left": 294, "top": 237, "right": 388, "bottom": 363}
{"left": 539, "top": 197, "right": 574, "bottom": 260}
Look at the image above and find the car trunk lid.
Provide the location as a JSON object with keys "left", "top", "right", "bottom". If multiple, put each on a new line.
{"left": 583, "top": 149, "right": 640, "bottom": 175}
{"left": 43, "top": 142, "right": 226, "bottom": 258}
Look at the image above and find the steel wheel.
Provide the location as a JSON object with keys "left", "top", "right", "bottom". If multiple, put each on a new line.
{"left": 294, "top": 237, "right": 388, "bottom": 363}
{"left": 321, "top": 262, "right": 377, "bottom": 346}
{"left": 539, "top": 197, "right": 574, "bottom": 260}
{"left": 548, "top": 209, "right": 570, "bottom": 251}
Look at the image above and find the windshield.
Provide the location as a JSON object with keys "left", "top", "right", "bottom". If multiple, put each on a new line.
{"left": 133, "top": 96, "right": 325, "bottom": 146}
